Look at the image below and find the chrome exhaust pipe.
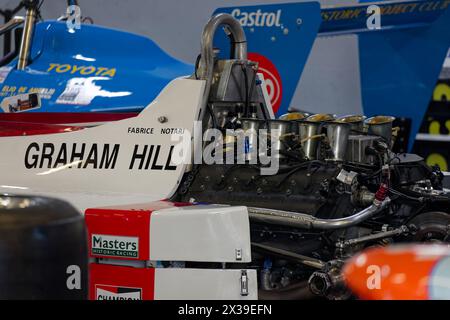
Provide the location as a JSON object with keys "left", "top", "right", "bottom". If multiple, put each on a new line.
{"left": 247, "top": 198, "right": 390, "bottom": 230}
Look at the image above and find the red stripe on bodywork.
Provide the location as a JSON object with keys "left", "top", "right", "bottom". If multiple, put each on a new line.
{"left": 0, "top": 121, "right": 84, "bottom": 137}
{"left": 0, "top": 112, "right": 137, "bottom": 137}
{"left": 0, "top": 112, "right": 137, "bottom": 124}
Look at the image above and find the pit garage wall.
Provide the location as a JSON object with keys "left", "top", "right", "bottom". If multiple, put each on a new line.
{"left": 0, "top": 0, "right": 359, "bottom": 115}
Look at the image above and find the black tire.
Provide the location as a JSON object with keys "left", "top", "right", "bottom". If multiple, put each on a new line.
{"left": 0, "top": 195, "right": 88, "bottom": 299}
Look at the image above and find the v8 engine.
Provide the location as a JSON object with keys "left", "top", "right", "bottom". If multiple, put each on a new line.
{"left": 172, "top": 13, "right": 450, "bottom": 299}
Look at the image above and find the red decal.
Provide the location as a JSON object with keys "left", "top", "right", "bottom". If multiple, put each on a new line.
{"left": 248, "top": 52, "right": 283, "bottom": 114}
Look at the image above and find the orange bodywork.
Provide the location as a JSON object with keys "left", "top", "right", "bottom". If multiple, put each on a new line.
{"left": 343, "top": 245, "right": 450, "bottom": 300}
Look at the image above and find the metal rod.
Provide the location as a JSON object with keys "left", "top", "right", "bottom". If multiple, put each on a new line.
{"left": 251, "top": 242, "right": 325, "bottom": 269}
{"left": 338, "top": 225, "right": 409, "bottom": 248}
{"left": 17, "top": 6, "right": 36, "bottom": 70}
{"left": 0, "top": 16, "right": 24, "bottom": 36}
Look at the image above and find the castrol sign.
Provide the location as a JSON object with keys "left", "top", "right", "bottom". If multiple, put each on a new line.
{"left": 231, "top": 8, "right": 282, "bottom": 27}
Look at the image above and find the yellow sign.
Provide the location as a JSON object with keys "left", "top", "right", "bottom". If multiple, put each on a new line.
{"left": 426, "top": 153, "right": 448, "bottom": 171}
{"left": 433, "top": 83, "right": 450, "bottom": 102}
{"left": 47, "top": 63, "right": 116, "bottom": 77}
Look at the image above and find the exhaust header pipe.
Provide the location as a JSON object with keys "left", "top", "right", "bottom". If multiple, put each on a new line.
{"left": 197, "top": 13, "right": 247, "bottom": 81}
{"left": 247, "top": 198, "right": 390, "bottom": 230}
{"left": 195, "top": 13, "right": 247, "bottom": 125}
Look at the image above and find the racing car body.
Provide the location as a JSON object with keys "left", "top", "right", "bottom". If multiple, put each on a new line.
{"left": 0, "top": 20, "right": 192, "bottom": 115}
{"left": 1, "top": 11, "right": 450, "bottom": 300}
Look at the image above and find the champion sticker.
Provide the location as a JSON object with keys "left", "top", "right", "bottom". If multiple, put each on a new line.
{"left": 96, "top": 285, "right": 142, "bottom": 300}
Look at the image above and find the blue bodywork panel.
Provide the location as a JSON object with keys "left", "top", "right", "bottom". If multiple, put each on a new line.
{"left": 355, "top": 0, "right": 450, "bottom": 149}
{"left": 0, "top": 21, "right": 193, "bottom": 114}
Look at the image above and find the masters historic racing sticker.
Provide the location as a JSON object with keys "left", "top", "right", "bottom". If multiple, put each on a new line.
{"left": 91, "top": 234, "right": 139, "bottom": 258}
{"left": 96, "top": 285, "right": 142, "bottom": 300}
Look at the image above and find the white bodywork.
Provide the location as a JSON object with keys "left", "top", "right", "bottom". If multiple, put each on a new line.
{"left": 91, "top": 203, "right": 257, "bottom": 300}
{"left": 151, "top": 205, "right": 257, "bottom": 300}
{"left": 150, "top": 204, "right": 251, "bottom": 263}
{"left": 154, "top": 268, "right": 257, "bottom": 300}
{"left": 0, "top": 78, "right": 205, "bottom": 212}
